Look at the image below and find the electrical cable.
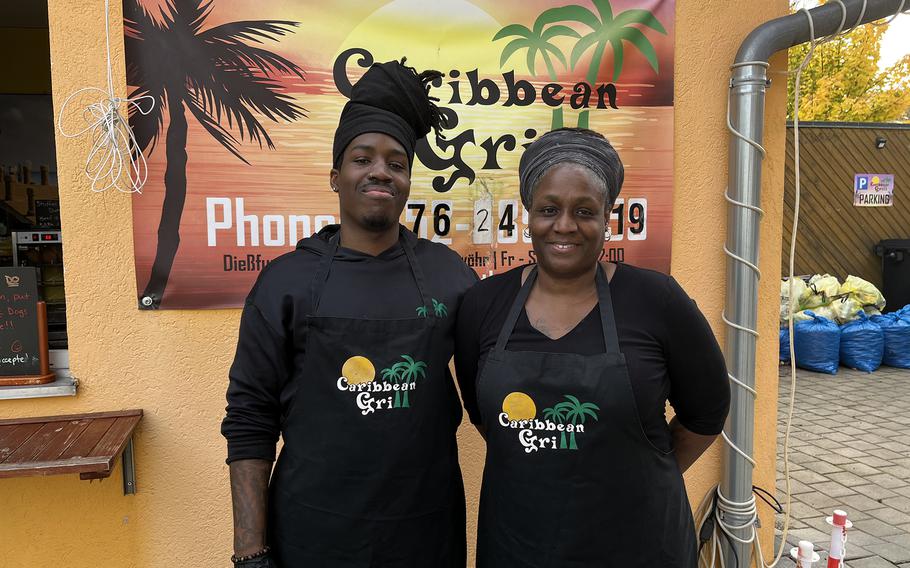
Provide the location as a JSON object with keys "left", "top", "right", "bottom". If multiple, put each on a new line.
{"left": 56, "top": 0, "right": 153, "bottom": 193}
{"left": 695, "top": 1, "right": 910, "bottom": 566}
{"left": 753, "top": 485, "right": 784, "bottom": 514}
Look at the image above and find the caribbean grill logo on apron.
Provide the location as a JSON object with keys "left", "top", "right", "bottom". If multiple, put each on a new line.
{"left": 499, "top": 392, "right": 600, "bottom": 453}
{"left": 336, "top": 355, "right": 428, "bottom": 415}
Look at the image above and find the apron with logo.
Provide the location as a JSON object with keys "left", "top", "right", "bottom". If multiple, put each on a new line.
{"left": 270, "top": 230, "right": 465, "bottom": 567}
{"left": 476, "top": 265, "right": 696, "bottom": 567}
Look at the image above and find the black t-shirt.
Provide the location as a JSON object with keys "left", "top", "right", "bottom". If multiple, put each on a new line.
{"left": 221, "top": 225, "right": 478, "bottom": 464}
{"left": 454, "top": 263, "right": 729, "bottom": 452}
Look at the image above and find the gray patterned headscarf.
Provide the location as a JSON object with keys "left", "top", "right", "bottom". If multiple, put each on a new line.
{"left": 518, "top": 128, "right": 624, "bottom": 210}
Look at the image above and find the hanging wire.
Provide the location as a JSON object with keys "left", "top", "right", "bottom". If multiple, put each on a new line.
{"left": 871, "top": 0, "right": 906, "bottom": 23}
{"left": 56, "top": 0, "right": 154, "bottom": 194}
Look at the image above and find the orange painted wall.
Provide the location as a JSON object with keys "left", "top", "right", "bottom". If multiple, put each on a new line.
{"left": 0, "top": 0, "right": 786, "bottom": 565}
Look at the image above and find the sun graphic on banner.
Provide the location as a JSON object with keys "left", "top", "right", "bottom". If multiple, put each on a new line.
{"left": 502, "top": 392, "right": 536, "bottom": 421}
{"left": 339, "top": 0, "right": 503, "bottom": 74}
{"left": 342, "top": 356, "right": 376, "bottom": 384}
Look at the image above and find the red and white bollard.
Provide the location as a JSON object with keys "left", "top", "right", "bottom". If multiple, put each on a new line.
{"left": 791, "top": 540, "right": 820, "bottom": 567}
{"left": 826, "top": 509, "right": 852, "bottom": 568}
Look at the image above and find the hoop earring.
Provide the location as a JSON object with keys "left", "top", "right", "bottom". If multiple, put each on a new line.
{"left": 605, "top": 226, "right": 612, "bottom": 241}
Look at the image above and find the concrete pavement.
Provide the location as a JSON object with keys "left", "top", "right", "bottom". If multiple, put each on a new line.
{"left": 774, "top": 365, "right": 910, "bottom": 567}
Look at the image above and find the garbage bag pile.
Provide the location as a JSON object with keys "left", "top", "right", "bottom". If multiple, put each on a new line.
{"left": 871, "top": 309, "right": 910, "bottom": 369}
{"left": 780, "top": 274, "right": 885, "bottom": 326}
{"left": 779, "top": 274, "right": 907, "bottom": 373}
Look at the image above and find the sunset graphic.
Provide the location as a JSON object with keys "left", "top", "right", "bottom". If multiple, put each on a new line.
{"left": 342, "top": 355, "right": 376, "bottom": 384}
{"left": 127, "top": 0, "right": 675, "bottom": 309}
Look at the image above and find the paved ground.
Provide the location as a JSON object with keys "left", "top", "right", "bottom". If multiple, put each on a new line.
{"left": 774, "top": 365, "right": 910, "bottom": 567}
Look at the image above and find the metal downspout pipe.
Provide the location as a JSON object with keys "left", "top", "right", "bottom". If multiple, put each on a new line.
{"left": 722, "top": 1, "right": 906, "bottom": 566}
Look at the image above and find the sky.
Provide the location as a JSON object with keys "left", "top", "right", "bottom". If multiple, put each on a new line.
{"left": 879, "top": 13, "right": 910, "bottom": 70}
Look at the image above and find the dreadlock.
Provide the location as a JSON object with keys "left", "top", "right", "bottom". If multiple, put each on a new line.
{"left": 333, "top": 57, "right": 450, "bottom": 168}
{"left": 400, "top": 57, "right": 447, "bottom": 141}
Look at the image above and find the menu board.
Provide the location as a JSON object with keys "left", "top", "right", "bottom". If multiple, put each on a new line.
{"left": 0, "top": 267, "right": 41, "bottom": 377}
{"left": 35, "top": 200, "right": 61, "bottom": 228}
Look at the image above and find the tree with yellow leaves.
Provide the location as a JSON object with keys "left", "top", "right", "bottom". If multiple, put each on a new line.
{"left": 787, "top": 22, "right": 910, "bottom": 122}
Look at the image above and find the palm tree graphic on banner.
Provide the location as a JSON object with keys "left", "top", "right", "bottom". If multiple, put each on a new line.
{"left": 494, "top": 0, "right": 665, "bottom": 130}
{"left": 493, "top": 11, "right": 580, "bottom": 129}
{"left": 124, "top": 0, "right": 307, "bottom": 308}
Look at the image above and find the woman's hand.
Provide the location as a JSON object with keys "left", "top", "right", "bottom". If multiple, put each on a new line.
{"left": 669, "top": 418, "right": 718, "bottom": 473}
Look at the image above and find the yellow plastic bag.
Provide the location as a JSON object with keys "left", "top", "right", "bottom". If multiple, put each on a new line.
{"left": 840, "top": 275, "right": 886, "bottom": 310}
{"left": 809, "top": 304, "right": 838, "bottom": 322}
{"left": 780, "top": 278, "right": 808, "bottom": 324}
{"left": 801, "top": 292, "right": 826, "bottom": 310}
{"left": 832, "top": 296, "right": 862, "bottom": 324}
{"left": 808, "top": 274, "right": 841, "bottom": 300}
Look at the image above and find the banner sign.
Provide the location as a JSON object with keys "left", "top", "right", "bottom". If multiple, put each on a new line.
{"left": 854, "top": 173, "right": 894, "bottom": 207}
{"left": 126, "top": 0, "right": 675, "bottom": 309}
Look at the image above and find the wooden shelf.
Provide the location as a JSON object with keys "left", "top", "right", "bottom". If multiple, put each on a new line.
{"left": 0, "top": 409, "right": 142, "bottom": 493}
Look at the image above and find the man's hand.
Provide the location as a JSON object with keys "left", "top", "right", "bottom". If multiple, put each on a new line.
{"left": 230, "top": 459, "right": 272, "bottom": 557}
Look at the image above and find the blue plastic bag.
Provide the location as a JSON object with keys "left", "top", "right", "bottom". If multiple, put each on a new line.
{"left": 839, "top": 311, "right": 884, "bottom": 372}
{"left": 779, "top": 328, "right": 791, "bottom": 363}
{"left": 871, "top": 312, "right": 910, "bottom": 369}
{"left": 793, "top": 312, "right": 840, "bottom": 374}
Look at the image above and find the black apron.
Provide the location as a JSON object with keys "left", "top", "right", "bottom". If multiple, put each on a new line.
{"left": 269, "top": 229, "right": 466, "bottom": 567}
{"left": 476, "top": 265, "right": 696, "bottom": 567}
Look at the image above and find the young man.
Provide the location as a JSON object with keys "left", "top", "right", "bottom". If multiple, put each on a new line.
{"left": 221, "top": 60, "right": 477, "bottom": 567}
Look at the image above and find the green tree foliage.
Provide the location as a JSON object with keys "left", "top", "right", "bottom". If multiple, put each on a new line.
{"left": 787, "top": 22, "right": 910, "bottom": 121}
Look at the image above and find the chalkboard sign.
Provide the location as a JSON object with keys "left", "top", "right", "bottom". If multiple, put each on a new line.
{"left": 0, "top": 267, "right": 41, "bottom": 376}
{"left": 35, "top": 200, "right": 61, "bottom": 228}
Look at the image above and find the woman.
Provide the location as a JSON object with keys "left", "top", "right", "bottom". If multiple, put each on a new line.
{"left": 455, "top": 128, "right": 730, "bottom": 567}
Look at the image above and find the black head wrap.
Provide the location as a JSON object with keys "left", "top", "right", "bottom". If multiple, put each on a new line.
{"left": 518, "top": 128, "right": 624, "bottom": 210}
{"left": 332, "top": 59, "right": 445, "bottom": 169}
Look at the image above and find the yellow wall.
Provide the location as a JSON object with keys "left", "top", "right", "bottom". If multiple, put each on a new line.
{"left": 0, "top": 0, "right": 786, "bottom": 565}
{"left": 671, "top": 1, "right": 788, "bottom": 559}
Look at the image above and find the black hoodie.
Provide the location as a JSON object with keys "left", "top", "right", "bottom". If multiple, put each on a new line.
{"left": 221, "top": 225, "right": 478, "bottom": 463}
